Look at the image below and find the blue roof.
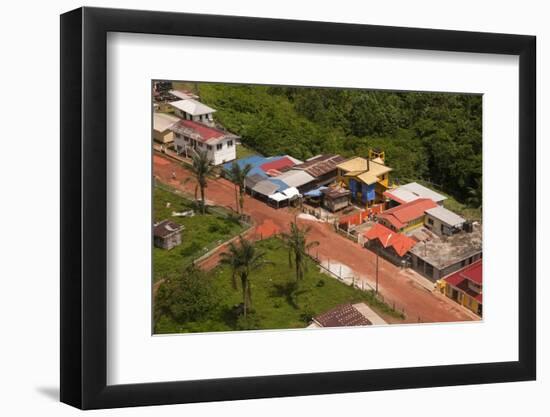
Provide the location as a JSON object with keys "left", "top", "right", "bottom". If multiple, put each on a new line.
{"left": 223, "top": 155, "right": 288, "bottom": 180}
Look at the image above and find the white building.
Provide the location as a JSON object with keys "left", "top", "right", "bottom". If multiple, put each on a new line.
{"left": 170, "top": 119, "right": 238, "bottom": 165}
{"left": 169, "top": 99, "right": 216, "bottom": 125}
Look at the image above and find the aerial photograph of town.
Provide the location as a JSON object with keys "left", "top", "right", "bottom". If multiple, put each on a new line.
{"left": 152, "top": 81, "right": 483, "bottom": 334}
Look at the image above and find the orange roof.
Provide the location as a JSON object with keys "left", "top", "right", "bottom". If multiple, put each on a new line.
{"left": 364, "top": 223, "right": 417, "bottom": 257}
{"left": 378, "top": 198, "right": 437, "bottom": 229}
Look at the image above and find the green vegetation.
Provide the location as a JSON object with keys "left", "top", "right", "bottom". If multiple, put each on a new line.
{"left": 153, "top": 187, "right": 246, "bottom": 282}
{"left": 154, "top": 238, "right": 403, "bottom": 334}
{"left": 220, "top": 236, "right": 271, "bottom": 318}
{"left": 195, "top": 83, "right": 482, "bottom": 207}
{"left": 236, "top": 143, "right": 260, "bottom": 159}
{"left": 281, "top": 221, "right": 320, "bottom": 282}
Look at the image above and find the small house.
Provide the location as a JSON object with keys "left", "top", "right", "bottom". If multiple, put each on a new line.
{"left": 439, "top": 260, "right": 482, "bottom": 316}
{"left": 424, "top": 206, "right": 466, "bottom": 236}
{"left": 153, "top": 112, "right": 180, "bottom": 144}
{"left": 153, "top": 220, "right": 184, "bottom": 250}
{"left": 171, "top": 120, "right": 238, "bottom": 165}
{"left": 377, "top": 198, "right": 437, "bottom": 233}
{"left": 321, "top": 187, "right": 351, "bottom": 212}
{"left": 363, "top": 223, "right": 417, "bottom": 266}
{"left": 169, "top": 99, "right": 216, "bottom": 125}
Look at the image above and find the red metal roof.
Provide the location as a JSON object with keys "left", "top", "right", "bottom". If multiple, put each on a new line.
{"left": 443, "top": 260, "right": 483, "bottom": 303}
{"left": 364, "top": 223, "right": 417, "bottom": 257}
{"left": 173, "top": 119, "right": 226, "bottom": 141}
{"left": 378, "top": 198, "right": 437, "bottom": 229}
{"left": 260, "top": 157, "right": 295, "bottom": 173}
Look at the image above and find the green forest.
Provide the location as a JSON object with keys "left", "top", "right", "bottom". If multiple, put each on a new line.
{"left": 181, "top": 82, "right": 482, "bottom": 207}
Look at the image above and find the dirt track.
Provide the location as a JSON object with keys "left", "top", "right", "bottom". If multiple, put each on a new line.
{"left": 154, "top": 153, "right": 477, "bottom": 324}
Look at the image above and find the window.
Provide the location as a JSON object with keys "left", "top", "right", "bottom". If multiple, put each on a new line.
{"left": 427, "top": 218, "right": 434, "bottom": 226}
{"left": 184, "top": 136, "right": 189, "bottom": 142}
{"left": 227, "top": 140, "right": 233, "bottom": 147}
{"left": 207, "top": 145, "right": 212, "bottom": 151}
{"left": 216, "top": 143, "right": 223, "bottom": 151}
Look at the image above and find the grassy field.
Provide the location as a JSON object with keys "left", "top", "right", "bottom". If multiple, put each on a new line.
{"left": 153, "top": 187, "right": 247, "bottom": 282}
{"left": 154, "top": 238, "right": 404, "bottom": 334}
{"left": 236, "top": 143, "right": 260, "bottom": 159}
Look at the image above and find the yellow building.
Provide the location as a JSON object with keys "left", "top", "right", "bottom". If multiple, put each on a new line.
{"left": 437, "top": 259, "right": 483, "bottom": 317}
{"left": 153, "top": 112, "right": 180, "bottom": 144}
{"left": 336, "top": 155, "right": 392, "bottom": 207}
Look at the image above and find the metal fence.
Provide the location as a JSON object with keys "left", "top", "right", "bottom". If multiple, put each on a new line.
{"left": 304, "top": 248, "right": 410, "bottom": 320}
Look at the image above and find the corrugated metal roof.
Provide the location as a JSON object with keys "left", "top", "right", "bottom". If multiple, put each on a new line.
{"left": 252, "top": 178, "right": 288, "bottom": 196}
{"left": 364, "top": 223, "right": 417, "bottom": 257}
{"left": 275, "top": 170, "right": 315, "bottom": 188}
{"left": 400, "top": 182, "right": 447, "bottom": 203}
{"left": 313, "top": 303, "right": 372, "bottom": 327}
{"left": 153, "top": 112, "right": 180, "bottom": 132}
{"left": 293, "top": 154, "right": 346, "bottom": 178}
{"left": 169, "top": 99, "right": 216, "bottom": 116}
{"left": 244, "top": 173, "right": 265, "bottom": 189}
{"left": 425, "top": 206, "right": 465, "bottom": 227}
{"left": 378, "top": 198, "right": 437, "bottom": 229}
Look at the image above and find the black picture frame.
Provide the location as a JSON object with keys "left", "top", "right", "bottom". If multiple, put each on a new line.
{"left": 60, "top": 6, "right": 536, "bottom": 410}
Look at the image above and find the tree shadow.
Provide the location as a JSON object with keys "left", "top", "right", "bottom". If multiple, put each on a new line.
{"left": 270, "top": 282, "right": 306, "bottom": 310}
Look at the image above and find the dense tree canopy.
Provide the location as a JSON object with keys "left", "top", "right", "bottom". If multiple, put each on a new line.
{"left": 196, "top": 83, "right": 482, "bottom": 204}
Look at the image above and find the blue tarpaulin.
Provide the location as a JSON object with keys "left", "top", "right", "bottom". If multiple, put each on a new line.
{"left": 303, "top": 186, "right": 328, "bottom": 197}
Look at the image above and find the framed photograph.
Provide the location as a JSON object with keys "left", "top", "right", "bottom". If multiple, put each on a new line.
{"left": 60, "top": 6, "right": 536, "bottom": 410}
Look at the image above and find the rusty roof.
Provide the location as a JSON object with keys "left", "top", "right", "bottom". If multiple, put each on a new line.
{"left": 153, "top": 220, "right": 184, "bottom": 238}
{"left": 313, "top": 303, "right": 372, "bottom": 327}
{"left": 293, "top": 154, "right": 347, "bottom": 178}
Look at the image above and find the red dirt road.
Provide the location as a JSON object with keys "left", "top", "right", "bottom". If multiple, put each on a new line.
{"left": 154, "top": 153, "right": 477, "bottom": 324}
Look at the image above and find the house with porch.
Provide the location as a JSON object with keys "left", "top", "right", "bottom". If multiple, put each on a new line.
{"left": 171, "top": 120, "right": 238, "bottom": 165}
{"left": 336, "top": 155, "right": 392, "bottom": 207}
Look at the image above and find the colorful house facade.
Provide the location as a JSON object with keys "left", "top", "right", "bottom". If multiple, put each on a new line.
{"left": 438, "top": 259, "right": 482, "bottom": 317}
{"left": 336, "top": 156, "right": 392, "bottom": 207}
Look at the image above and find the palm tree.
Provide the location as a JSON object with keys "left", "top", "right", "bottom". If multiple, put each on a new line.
{"left": 189, "top": 150, "right": 212, "bottom": 214}
{"left": 226, "top": 162, "right": 252, "bottom": 214}
{"left": 281, "top": 221, "right": 320, "bottom": 283}
{"left": 220, "top": 236, "right": 269, "bottom": 318}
